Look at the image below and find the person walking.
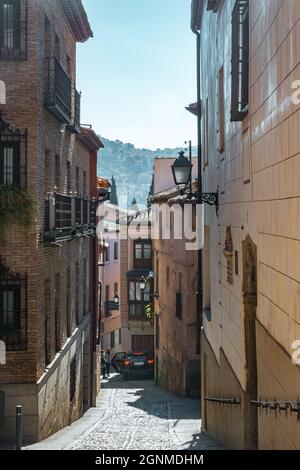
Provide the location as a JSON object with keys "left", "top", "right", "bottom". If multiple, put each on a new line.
{"left": 101, "top": 350, "right": 108, "bottom": 379}
{"left": 105, "top": 348, "right": 111, "bottom": 377}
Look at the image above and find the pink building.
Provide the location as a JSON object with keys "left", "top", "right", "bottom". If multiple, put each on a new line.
{"left": 151, "top": 157, "right": 200, "bottom": 397}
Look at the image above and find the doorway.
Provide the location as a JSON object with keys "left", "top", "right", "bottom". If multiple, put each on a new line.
{"left": 242, "top": 235, "right": 258, "bottom": 449}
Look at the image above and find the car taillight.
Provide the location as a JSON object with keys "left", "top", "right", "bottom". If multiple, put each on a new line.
{"left": 147, "top": 359, "right": 154, "bottom": 365}
{"left": 124, "top": 360, "right": 131, "bottom": 367}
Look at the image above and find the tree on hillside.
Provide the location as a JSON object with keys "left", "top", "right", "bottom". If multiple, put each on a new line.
{"left": 147, "top": 174, "right": 154, "bottom": 207}
{"left": 129, "top": 196, "right": 139, "bottom": 211}
{"left": 110, "top": 175, "right": 119, "bottom": 206}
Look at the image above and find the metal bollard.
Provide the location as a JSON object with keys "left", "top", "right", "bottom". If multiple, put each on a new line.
{"left": 16, "top": 405, "right": 22, "bottom": 450}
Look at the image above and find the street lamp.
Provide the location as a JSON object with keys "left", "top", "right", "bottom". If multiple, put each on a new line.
{"left": 170, "top": 148, "right": 218, "bottom": 211}
{"left": 113, "top": 293, "right": 119, "bottom": 306}
{"left": 171, "top": 151, "right": 193, "bottom": 189}
{"left": 139, "top": 277, "right": 147, "bottom": 292}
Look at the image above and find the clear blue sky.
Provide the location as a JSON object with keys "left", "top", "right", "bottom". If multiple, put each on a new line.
{"left": 77, "top": 0, "right": 197, "bottom": 150}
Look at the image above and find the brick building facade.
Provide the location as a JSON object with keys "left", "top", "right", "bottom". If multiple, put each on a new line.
{"left": 0, "top": 0, "right": 102, "bottom": 443}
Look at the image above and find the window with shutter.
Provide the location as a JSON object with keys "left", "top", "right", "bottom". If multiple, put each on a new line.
{"left": 231, "top": 0, "right": 249, "bottom": 121}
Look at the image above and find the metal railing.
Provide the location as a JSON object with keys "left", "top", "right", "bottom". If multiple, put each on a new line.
{"left": 204, "top": 397, "right": 241, "bottom": 405}
{"left": 251, "top": 400, "right": 300, "bottom": 418}
{"left": 44, "top": 194, "right": 96, "bottom": 243}
{"left": 55, "top": 193, "right": 72, "bottom": 231}
{"left": 44, "top": 57, "right": 72, "bottom": 123}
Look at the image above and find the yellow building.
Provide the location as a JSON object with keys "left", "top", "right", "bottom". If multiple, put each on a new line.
{"left": 192, "top": 0, "right": 300, "bottom": 449}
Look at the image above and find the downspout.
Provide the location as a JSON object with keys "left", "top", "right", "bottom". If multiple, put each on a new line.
{"left": 191, "top": 25, "right": 203, "bottom": 353}
{"left": 91, "top": 234, "right": 97, "bottom": 406}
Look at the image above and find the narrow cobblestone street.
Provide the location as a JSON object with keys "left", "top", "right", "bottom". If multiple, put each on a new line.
{"left": 26, "top": 374, "right": 221, "bottom": 451}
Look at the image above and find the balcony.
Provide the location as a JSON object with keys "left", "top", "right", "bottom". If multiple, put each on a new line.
{"left": 67, "top": 89, "right": 81, "bottom": 134}
{"left": 43, "top": 193, "right": 96, "bottom": 244}
{"left": 104, "top": 301, "right": 119, "bottom": 318}
{"left": 44, "top": 193, "right": 73, "bottom": 243}
{"left": 44, "top": 57, "right": 72, "bottom": 124}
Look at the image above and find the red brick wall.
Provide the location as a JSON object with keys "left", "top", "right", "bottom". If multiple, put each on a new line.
{"left": 0, "top": 0, "right": 91, "bottom": 384}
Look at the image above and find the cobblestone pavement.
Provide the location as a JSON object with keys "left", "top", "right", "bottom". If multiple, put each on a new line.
{"left": 25, "top": 373, "right": 221, "bottom": 451}
{"left": 69, "top": 374, "right": 221, "bottom": 451}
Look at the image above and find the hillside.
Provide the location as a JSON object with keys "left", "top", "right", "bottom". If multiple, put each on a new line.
{"left": 97, "top": 137, "right": 191, "bottom": 209}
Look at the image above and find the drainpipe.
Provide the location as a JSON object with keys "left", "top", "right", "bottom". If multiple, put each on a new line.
{"left": 191, "top": 26, "right": 203, "bottom": 353}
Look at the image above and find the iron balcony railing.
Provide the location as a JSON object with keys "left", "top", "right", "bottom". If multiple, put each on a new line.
{"left": 75, "top": 197, "right": 82, "bottom": 226}
{"left": 74, "top": 89, "right": 81, "bottom": 132}
{"left": 67, "top": 88, "right": 81, "bottom": 134}
{"left": 44, "top": 193, "right": 96, "bottom": 244}
{"left": 44, "top": 57, "right": 72, "bottom": 124}
{"left": 90, "top": 201, "right": 97, "bottom": 226}
{"left": 55, "top": 193, "right": 72, "bottom": 232}
{"left": 82, "top": 199, "right": 88, "bottom": 225}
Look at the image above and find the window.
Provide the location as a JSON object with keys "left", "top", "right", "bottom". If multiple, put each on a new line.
{"left": 105, "top": 285, "right": 110, "bottom": 302}
{"left": 0, "top": 142, "right": 20, "bottom": 186}
{"left": 0, "top": 264, "right": 26, "bottom": 350}
{"left": 218, "top": 66, "right": 225, "bottom": 153}
{"left": 203, "top": 97, "right": 209, "bottom": 167}
{"left": 0, "top": 0, "right": 20, "bottom": 50}
{"left": 110, "top": 331, "right": 115, "bottom": 349}
{"left": 54, "top": 273, "right": 60, "bottom": 351}
{"left": 134, "top": 240, "right": 152, "bottom": 268}
{"left": 175, "top": 293, "right": 182, "bottom": 320}
{"left": 231, "top": 0, "right": 249, "bottom": 121}
{"left": 128, "top": 279, "right": 150, "bottom": 319}
{"left": 0, "top": 285, "right": 20, "bottom": 330}
{"left": 114, "top": 242, "right": 118, "bottom": 260}
{"left": 105, "top": 246, "right": 110, "bottom": 263}
{"left": 69, "top": 357, "right": 76, "bottom": 402}
{"left": 235, "top": 251, "right": 239, "bottom": 276}
{"left": 44, "top": 279, "right": 51, "bottom": 365}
